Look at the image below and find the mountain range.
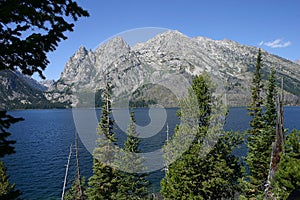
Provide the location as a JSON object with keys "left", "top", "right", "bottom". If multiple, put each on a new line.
{"left": 1, "top": 30, "right": 300, "bottom": 109}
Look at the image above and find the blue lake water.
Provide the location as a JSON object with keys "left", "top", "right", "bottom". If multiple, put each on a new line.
{"left": 3, "top": 107, "right": 300, "bottom": 199}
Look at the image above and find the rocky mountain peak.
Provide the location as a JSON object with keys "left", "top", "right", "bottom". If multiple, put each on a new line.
{"left": 96, "top": 36, "right": 130, "bottom": 54}
{"left": 93, "top": 36, "right": 132, "bottom": 70}
{"left": 137, "top": 30, "right": 184, "bottom": 44}
{"left": 142, "top": 30, "right": 191, "bottom": 48}
{"left": 107, "top": 36, "right": 129, "bottom": 48}
{"left": 60, "top": 45, "right": 92, "bottom": 83}
{"left": 132, "top": 30, "right": 196, "bottom": 59}
{"left": 73, "top": 46, "right": 88, "bottom": 60}
{"left": 46, "top": 30, "right": 300, "bottom": 107}
{"left": 158, "top": 30, "right": 189, "bottom": 39}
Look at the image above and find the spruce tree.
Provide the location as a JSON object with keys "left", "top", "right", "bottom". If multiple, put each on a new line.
{"left": 0, "top": 161, "right": 21, "bottom": 199}
{"left": 161, "top": 73, "right": 242, "bottom": 199}
{"left": 265, "top": 68, "right": 277, "bottom": 128}
{"left": 86, "top": 83, "right": 119, "bottom": 199}
{"left": 191, "top": 73, "right": 211, "bottom": 128}
{"left": 115, "top": 110, "right": 150, "bottom": 199}
{"left": 272, "top": 129, "right": 300, "bottom": 199}
{"left": 248, "top": 49, "right": 264, "bottom": 130}
{"left": 263, "top": 68, "right": 278, "bottom": 197}
{"left": 243, "top": 50, "right": 277, "bottom": 198}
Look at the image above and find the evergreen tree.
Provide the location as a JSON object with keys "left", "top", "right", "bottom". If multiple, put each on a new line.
{"left": 191, "top": 73, "right": 212, "bottom": 128}
{"left": 0, "top": 161, "right": 21, "bottom": 199}
{"left": 272, "top": 129, "right": 300, "bottom": 199}
{"left": 0, "top": 111, "right": 23, "bottom": 199}
{"left": 248, "top": 49, "right": 264, "bottom": 130}
{"left": 86, "top": 83, "right": 119, "bottom": 199}
{"left": 243, "top": 50, "right": 277, "bottom": 198}
{"left": 243, "top": 49, "right": 266, "bottom": 198}
{"left": 1, "top": 0, "right": 89, "bottom": 78}
{"left": 0, "top": 111, "right": 23, "bottom": 157}
{"left": 115, "top": 110, "right": 150, "bottom": 199}
{"left": 161, "top": 73, "right": 242, "bottom": 199}
{"left": 263, "top": 68, "right": 278, "bottom": 198}
{"left": 265, "top": 68, "right": 277, "bottom": 128}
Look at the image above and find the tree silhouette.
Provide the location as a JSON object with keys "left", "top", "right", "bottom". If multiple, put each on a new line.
{"left": 0, "top": 111, "right": 23, "bottom": 158}
{"left": 0, "top": 0, "right": 89, "bottom": 79}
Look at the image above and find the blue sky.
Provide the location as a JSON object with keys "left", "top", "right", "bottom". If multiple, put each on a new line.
{"left": 38, "top": 0, "right": 300, "bottom": 80}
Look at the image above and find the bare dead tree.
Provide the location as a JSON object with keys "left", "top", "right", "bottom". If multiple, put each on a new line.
{"left": 265, "top": 78, "right": 285, "bottom": 199}
{"left": 163, "top": 123, "right": 169, "bottom": 176}
{"left": 62, "top": 144, "right": 72, "bottom": 200}
{"left": 75, "top": 132, "right": 83, "bottom": 200}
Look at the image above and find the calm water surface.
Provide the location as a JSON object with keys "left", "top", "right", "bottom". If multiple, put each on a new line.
{"left": 3, "top": 107, "right": 300, "bottom": 199}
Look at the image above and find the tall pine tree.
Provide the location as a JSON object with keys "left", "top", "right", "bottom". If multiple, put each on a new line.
{"left": 265, "top": 68, "right": 277, "bottom": 128}
{"left": 86, "top": 83, "right": 119, "bottom": 199}
{"left": 114, "top": 110, "right": 150, "bottom": 199}
{"left": 243, "top": 49, "right": 278, "bottom": 198}
{"left": 248, "top": 49, "right": 264, "bottom": 130}
{"left": 263, "top": 68, "right": 279, "bottom": 199}
{"left": 161, "top": 73, "right": 242, "bottom": 199}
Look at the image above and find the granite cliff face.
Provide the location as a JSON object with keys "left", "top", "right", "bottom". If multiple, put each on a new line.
{"left": 46, "top": 30, "right": 300, "bottom": 107}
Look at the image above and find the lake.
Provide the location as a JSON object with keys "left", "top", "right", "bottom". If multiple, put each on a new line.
{"left": 3, "top": 107, "right": 300, "bottom": 199}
